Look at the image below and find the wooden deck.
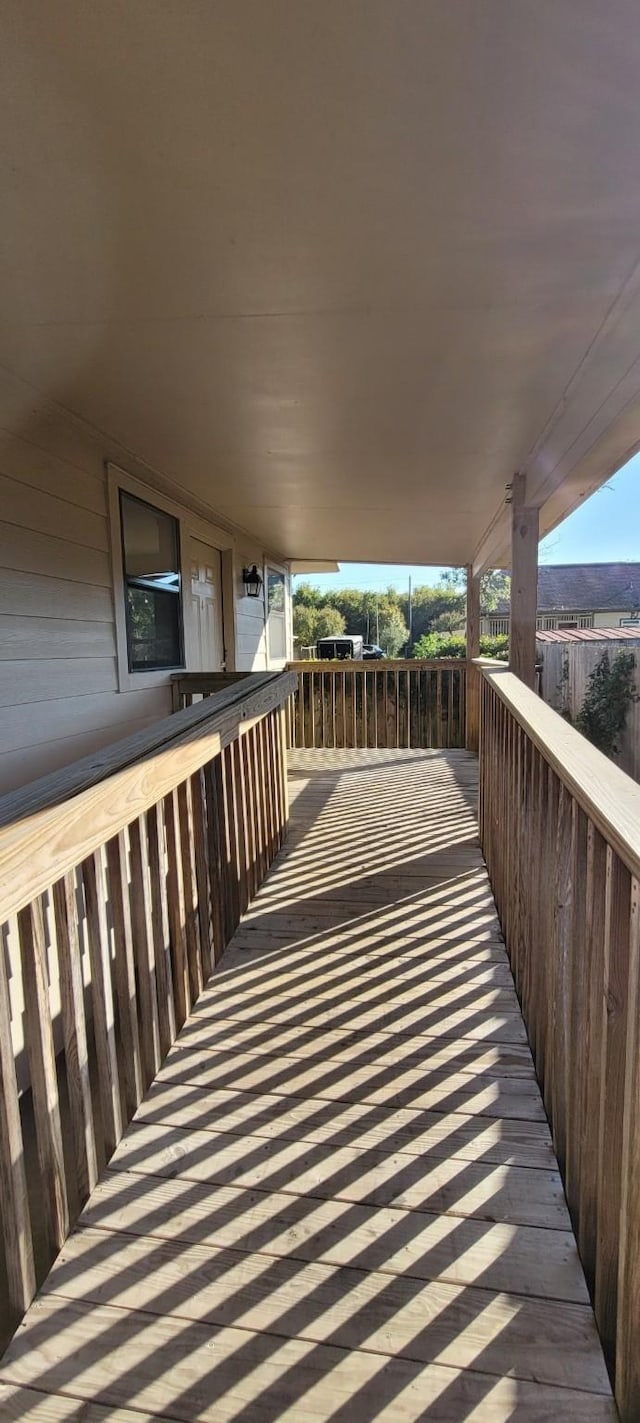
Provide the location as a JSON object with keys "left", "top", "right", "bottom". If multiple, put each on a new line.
{"left": 0, "top": 749, "right": 616, "bottom": 1421}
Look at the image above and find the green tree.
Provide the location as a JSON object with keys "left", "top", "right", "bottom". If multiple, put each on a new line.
{"left": 293, "top": 581, "right": 325, "bottom": 608}
{"left": 315, "top": 606, "right": 346, "bottom": 639}
{"left": 401, "top": 584, "right": 465, "bottom": 644}
{"left": 378, "top": 606, "right": 409, "bottom": 656}
{"left": 292, "top": 603, "right": 345, "bottom": 649}
{"left": 442, "top": 567, "right": 511, "bottom": 611}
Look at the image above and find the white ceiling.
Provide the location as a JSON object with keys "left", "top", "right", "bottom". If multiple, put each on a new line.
{"left": 2, "top": 1, "right": 640, "bottom": 566}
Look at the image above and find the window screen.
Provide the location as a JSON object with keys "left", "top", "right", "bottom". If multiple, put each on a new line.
{"left": 120, "top": 491, "right": 184, "bottom": 671}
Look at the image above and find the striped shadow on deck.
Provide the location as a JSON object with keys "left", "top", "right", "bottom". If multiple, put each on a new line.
{"left": 0, "top": 749, "right": 616, "bottom": 1422}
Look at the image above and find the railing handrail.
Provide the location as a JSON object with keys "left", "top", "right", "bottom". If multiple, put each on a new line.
{"left": 288, "top": 657, "right": 466, "bottom": 671}
{"left": 0, "top": 669, "right": 296, "bottom": 923}
{"left": 481, "top": 663, "right": 640, "bottom": 880}
{"left": 0, "top": 671, "right": 285, "bottom": 827}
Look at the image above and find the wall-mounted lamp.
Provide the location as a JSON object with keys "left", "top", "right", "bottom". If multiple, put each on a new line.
{"left": 242, "top": 564, "right": 263, "bottom": 599}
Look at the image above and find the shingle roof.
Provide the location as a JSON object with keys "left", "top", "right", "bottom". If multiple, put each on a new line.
{"left": 491, "top": 563, "right": 640, "bottom": 615}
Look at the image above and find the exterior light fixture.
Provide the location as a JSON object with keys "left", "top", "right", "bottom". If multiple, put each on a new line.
{"left": 242, "top": 564, "right": 263, "bottom": 599}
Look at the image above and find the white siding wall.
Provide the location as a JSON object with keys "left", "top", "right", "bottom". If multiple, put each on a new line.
{"left": 233, "top": 542, "right": 269, "bottom": 671}
{"left": 0, "top": 370, "right": 291, "bottom": 795}
{"left": 593, "top": 609, "right": 636, "bottom": 628}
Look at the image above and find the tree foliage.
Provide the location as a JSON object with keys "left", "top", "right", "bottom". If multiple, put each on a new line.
{"left": 442, "top": 567, "right": 511, "bottom": 611}
{"left": 293, "top": 603, "right": 345, "bottom": 648}
{"left": 292, "top": 571, "right": 509, "bottom": 657}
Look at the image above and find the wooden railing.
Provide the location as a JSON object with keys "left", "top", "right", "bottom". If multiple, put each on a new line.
{"left": 479, "top": 665, "right": 640, "bottom": 1421}
{"left": 170, "top": 671, "right": 252, "bottom": 711}
{"left": 0, "top": 669, "right": 295, "bottom": 1340}
{"left": 288, "top": 659, "right": 467, "bottom": 749}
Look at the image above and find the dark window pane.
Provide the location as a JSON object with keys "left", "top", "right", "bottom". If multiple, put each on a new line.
{"left": 126, "top": 585, "right": 182, "bottom": 671}
{"left": 120, "top": 490, "right": 184, "bottom": 672}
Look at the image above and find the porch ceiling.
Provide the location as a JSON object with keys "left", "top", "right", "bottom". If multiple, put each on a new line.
{"left": 2, "top": 2, "right": 640, "bottom": 566}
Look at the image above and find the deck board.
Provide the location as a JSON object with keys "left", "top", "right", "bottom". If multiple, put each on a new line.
{"left": 0, "top": 748, "right": 616, "bottom": 1419}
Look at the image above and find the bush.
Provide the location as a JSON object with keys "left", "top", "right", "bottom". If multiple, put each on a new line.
{"left": 575, "top": 651, "right": 637, "bottom": 757}
{"left": 412, "top": 632, "right": 509, "bottom": 661}
{"left": 479, "top": 634, "right": 509, "bottom": 661}
{"left": 412, "top": 632, "right": 466, "bottom": 659}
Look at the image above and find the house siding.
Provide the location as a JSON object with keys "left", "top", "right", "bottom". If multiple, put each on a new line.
{"left": 0, "top": 374, "right": 291, "bottom": 796}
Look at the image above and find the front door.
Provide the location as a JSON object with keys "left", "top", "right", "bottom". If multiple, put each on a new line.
{"left": 187, "top": 538, "right": 224, "bottom": 670}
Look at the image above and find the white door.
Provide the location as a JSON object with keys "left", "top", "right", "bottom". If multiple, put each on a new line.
{"left": 187, "top": 539, "right": 224, "bottom": 670}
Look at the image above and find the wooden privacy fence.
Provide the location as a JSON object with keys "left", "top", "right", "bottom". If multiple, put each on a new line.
{"left": 479, "top": 666, "right": 640, "bottom": 1422}
{"left": 0, "top": 670, "right": 295, "bottom": 1338}
{"left": 288, "top": 659, "right": 466, "bottom": 749}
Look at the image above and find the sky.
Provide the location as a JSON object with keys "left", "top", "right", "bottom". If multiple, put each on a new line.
{"left": 294, "top": 452, "right": 640, "bottom": 594}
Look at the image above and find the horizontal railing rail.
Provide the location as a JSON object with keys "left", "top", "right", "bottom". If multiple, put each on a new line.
{"left": 287, "top": 658, "right": 467, "bottom": 749}
{"left": 170, "top": 670, "right": 252, "bottom": 712}
{"left": 479, "top": 664, "right": 640, "bottom": 1421}
{"left": 0, "top": 669, "right": 295, "bottom": 1341}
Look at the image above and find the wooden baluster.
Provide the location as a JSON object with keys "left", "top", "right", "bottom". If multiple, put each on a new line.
{"left": 261, "top": 716, "right": 276, "bottom": 866}
{"left": 576, "top": 822, "right": 607, "bottom": 1290}
{"left": 566, "top": 808, "right": 588, "bottom": 1206}
{"left": 221, "top": 743, "right": 241, "bottom": 934}
{"left": 257, "top": 721, "right": 271, "bottom": 878}
{"left": 145, "top": 803, "right": 176, "bottom": 1058}
{"left": 517, "top": 735, "right": 531, "bottom": 1021}
{"left": 0, "top": 919, "right": 35, "bottom": 1317}
{"left": 18, "top": 897, "right": 69, "bottom": 1259}
{"left": 231, "top": 737, "right": 250, "bottom": 917}
{"left": 127, "top": 816, "right": 162, "bottom": 1086}
{"left": 595, "top": 851, "right": 632, "bottom": 1374}
{"left": 105, "top": 832, "right": 144, "bottom": 1118}
{"left": 273, "top": 709, "right": 284, "bottom": 855}
{"left": 52, "top": 871, "right": 98, "bottom": 1204}
{"left": 162, "top": 790, "right": 190, "bottom": 1029}
{"left": 615, "top": 874, "right": 640, "bottom": 1419}
{"left": 240, "top": 730, "right": 258, "bottom": 899}
{"left": 320, "top": 671, "right": 326, "bottom": 750}
{"left": 447, "top": 668, "right": 454, "bottom": 749}
{"left": 278, "top": 704, "right": 289, "bottom": 842}
{"left": 177, "top": 779, "right": 204, "bottom": 1003}
{"left": 82, "top": 850, "right": 123, "bottom": 1158}
{"left": 308, "top": 671, "right": 315, "bottom": 748}
{"left": 190, "top": 769, "right": 215, "bottom": 982}
{"left": 249, "top": 724, "right": 265, "bottom": 885}
{"left": 203, "top": 756, "right": 227, "bottom": 961}
{"left": 550, "top": 779, "right": 572, "bottom": 1174}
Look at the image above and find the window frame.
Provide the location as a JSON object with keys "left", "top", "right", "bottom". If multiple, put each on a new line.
{"left": 264, "top": 559, "right": 291, "bottom": 668}
{"left": 108, "top": 465, "right": 236, "bottom": 691}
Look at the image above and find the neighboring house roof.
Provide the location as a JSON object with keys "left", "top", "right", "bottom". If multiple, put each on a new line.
{"left": 536, "top": 626, "right": 640, "bottom": 644}
{"left": 487, "top": 563, "right": 640, "bottom": 615}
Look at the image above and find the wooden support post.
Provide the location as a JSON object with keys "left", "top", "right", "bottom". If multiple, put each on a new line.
{"left": 465, "top": 564, "right": 481, "bottom": 751}
{"left": 510, "top": 474, "right": 539, "bottom": 690}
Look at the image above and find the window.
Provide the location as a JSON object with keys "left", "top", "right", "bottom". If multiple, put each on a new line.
{"left": 267, "top": 568, "right": 285, "bottom": 613}
{"left": 120, "top": 491, "right": 184, "bottom": 672}
{"left": 266, "top": 566, "right": 287, "bottom": 665}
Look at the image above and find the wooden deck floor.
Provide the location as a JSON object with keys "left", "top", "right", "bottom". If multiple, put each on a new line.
{"left": 0, "top": 750, "right": 616, "bottom": 1421}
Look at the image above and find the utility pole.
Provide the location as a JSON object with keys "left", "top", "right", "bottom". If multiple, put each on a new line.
{"left": 376, "top": 594, "right": 379, "bottom": 644}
